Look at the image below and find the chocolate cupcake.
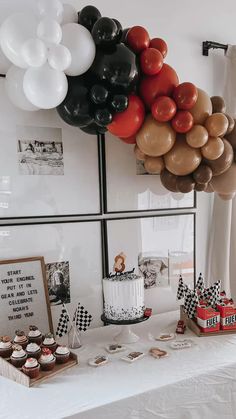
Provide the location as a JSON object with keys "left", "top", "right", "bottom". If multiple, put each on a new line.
{"left": 55, "top": 346, "right": 70, "bottom": 364}
{"left": 41, "top": 333, "right": 57, "bottom": 353}
{"left": 39, "top": 348, "right": 56, "bottom": 371}
{"left": 10, "top": 345, "right": 27, "bottom": 368}
{"left": 28, "top": 325, "right": 43, "bottom": 345}
{"left": 22, "top": 358, "right": 40, "bottom": 379}
{"left": 26, "top": 343, "right": 41, "bottom": 360}
{"left": 0, "top": 336, "right": 12, "bottom": 358}
{"left": 13, "top": 330, "right": 28, "bottom": 349}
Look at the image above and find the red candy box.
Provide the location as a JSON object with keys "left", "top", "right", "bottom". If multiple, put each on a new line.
{"left": 217, "top": 304, "right": 236, "bottom": 331}
{"left": 196, "top": 306, "right": 220, "bottom": 333}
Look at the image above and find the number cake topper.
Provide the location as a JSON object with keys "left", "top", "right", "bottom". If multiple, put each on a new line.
{"left": 113, "top": 252, "right": 126, "bottom": 273}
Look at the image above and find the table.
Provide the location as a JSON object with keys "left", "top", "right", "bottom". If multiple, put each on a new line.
{"left": 1, "top": 310, "right": 236, "bottom": 419}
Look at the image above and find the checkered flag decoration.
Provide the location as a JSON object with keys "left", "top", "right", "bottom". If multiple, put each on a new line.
{"left": 56, "top": 304, "right": 69, "bottom": 338}
{"left": 73, "top": 303, "right": 93, "bottom": 332}
{"left": 184, "top": 288, "right": 199, "bottom": 319}
{"left": 201, "top": 280, "right": 221, "bottom": 307}
{"left": 177, "top": 275, "right": 188, "bottom": 300}
{"left": 195, "top": 273, "right": 204, "bottom": 295}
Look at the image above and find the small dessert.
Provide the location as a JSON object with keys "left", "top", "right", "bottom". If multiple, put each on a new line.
{"left": 22, "top": 357, "right": 40, "bottom": 379}
{"left": 55, "top": 345, "right": 70, "bottom": 364}
{"left": 41, "top": 333, "right": 57, "bottom": 353}
{"left": 149, "top": 347, "right": 168, "bottom": 359}
{"left": 170, "top": 339, "right": 192, "bottom": 350}
{"left": 26, "top": 343, "right": 41, "bottom": 360}
{"left": 10, "top": 345, "right": 27, "bottom": 368}
{"left": 105, "top": 344, "right": 126, "bottom": 353}
{"left": 155, "top": 333, "right": 175, "bottom": 341}
{"left": 121, "top": 351, "right": 145, "bottom": 363}
{"left": 13, "top": 330, "right": 28, "bottom": 349}
{"left": 88, "top": 355, "right": 108, "bottom": 367}
{"left": 0, "top": 336, "right": 12, "bottom": 358}
{"left": 28, "top": 325, "right": 43, "bottom": 345}
{"left": 39, "top": 348, "right": 56, "bottom": 371}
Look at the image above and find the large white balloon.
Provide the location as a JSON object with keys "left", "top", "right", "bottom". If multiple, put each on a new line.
{"left": 21, "top": 38, "right": 47, "bottom": 68}
{"left": 37, "top": 0, "right": 64, "bottom": 23}
{"left": 61, "top": 23, "right": 96, "bottom": 76}
{"left": 48, "top": 44, "right": 71, "bottom": 71}
{"left": 23, "top": 63, "right": 68, "bottom": 109}
{"left": 0, "top": 12, "right": 37, "bottom": 68}
{"left": 5, "top": 66, "right": 39, "bottom": 111}
{"left": 62, "top": 4, "right": 78, "bottom": 24}
{"left": 37, "top": 18, "right": 62, "bottom": 45}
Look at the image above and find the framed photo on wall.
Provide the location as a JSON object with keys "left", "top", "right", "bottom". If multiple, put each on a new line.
{"left": 104, "top": 133, "right": 195, "bottom": 213}
{"left": 105, "top": 213, "right": 195, "bottom": 314}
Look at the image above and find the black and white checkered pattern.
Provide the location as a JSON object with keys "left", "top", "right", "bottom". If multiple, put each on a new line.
{"left": 56, "top": 305, "right": 69, "bottom": 337}
{"left": 73, "top": 303, "right": 93, "bottom": 332}
{"left": 201, "top": 280, "right": 221, "bottom": 307}
{"left": 195, "top": 273, "right": 204, "bottom": 294}
{"left": 177, "top": 275, "right": 187, "bottom": 300}
{"left": 184, "top": 288, "right": 199, "bottom": 319}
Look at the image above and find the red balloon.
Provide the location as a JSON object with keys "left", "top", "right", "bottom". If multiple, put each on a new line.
{"left": 171, "top": 111, "right": 194, "bottom": 133}
{"left": 151, "top": 96, "right": 177, "bottom": 122}
{"left": 126, "top": 26, "right": 150, "bottom": 53}
{"left": 150, "top": 38, "right": 168, "bottom": 58}
{"left": 173, "top": 82, "right": 198, "bottom": 110}
{"left": 139, "top": 64, "right": 179, "bottom": 109}
{"left": 119, "top": 135, "right": 136, "bottom": 144}
{"left": 108, "top": 94, "right": 145, "bottom": 138}
{"left": 140, "top": 48, "right": 163, "bottom": 76}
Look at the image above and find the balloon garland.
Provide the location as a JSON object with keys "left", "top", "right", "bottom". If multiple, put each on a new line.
{"left": 1, "top": 1, "right": 236, "bottom": 199}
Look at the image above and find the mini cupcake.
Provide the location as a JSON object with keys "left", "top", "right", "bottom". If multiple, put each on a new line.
{"left": 13, "top": 330, "right": 28, "bottom": 349}
{"left": 41, "top": 333, "right": 57, "bottom": 353}
{"left": 10, "top": 345, "right": 27, "bottom": 368}
{"left": 26, "top": 343, "right": 41, "bottom": 360}
{"left": 55, "top": 345, "right": 70, "bottom": 364}
{"left": 22, "top": 357, "right": 40, "bottom": 379}
{"left": 28, "top": 325, "right": 43, "bottom": 345}
{"left": 38, "top": 348, "right": 56, "bottom": 371}
{"left": 0, "top": 336, "right": 12, "bottom": 358}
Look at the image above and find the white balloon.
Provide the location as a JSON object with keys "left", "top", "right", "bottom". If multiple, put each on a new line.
{"left": 23, "top": 63, "right": 68, "bottom": 109}
{"left": 37, "top": 0, "right": 64, "bottom": 23}
{"left": 61, "top": 23, "right": 96, "bottom": 76}
{"left": 5, "top": 66, "right": 39, "bottom": 111}
{"left": 62, "top": 4, "right": 78, "bottom": 24}
{"left": 48, "top": 44, "right": 71, "bottom": 71}
{"left": 37, "top": 18, "right": 62, "bottom": 45}
{"left": 21, "top": 38, "right": 47, "bottom": 68}
{"left": 0, "top": 12, "right": 37, "bottom": 68}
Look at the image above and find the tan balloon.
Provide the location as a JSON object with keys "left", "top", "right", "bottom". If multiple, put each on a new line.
{"left": 206, "top": 139, "right": 233, "bottom": 176}
{"left": 144, "top": 156, "right": 165, "bottom": 174}
{"left": 136, "top": 114, "right": 176, "bottom": 157}
{"left": 134, "top": 145, "right": 146, "bottom": 161}
{"left": 201, "top": 136, "right": 224, "bottom": 160}
{"left": 164, "top": 139, "right": 202, "bottom": 176}
{"left": 211, "top": 96, "right": 226, "bottom": 113}
{"left": 218, "top": 192, "right": 236, "bottom": 200}
{"left": 205, "top": 183, "right": 214, "bottom": 193}
{"left": 190, "top": 88, "right": 212, "bottom": 124}
{"left": 211, "top": 163, "right": 236, "bottom": 194}
{"left": 204, "top": 113, "right": 229, "bottom": 137}
{"left": 186, "top": 125, "right": 208, "bottom": 148}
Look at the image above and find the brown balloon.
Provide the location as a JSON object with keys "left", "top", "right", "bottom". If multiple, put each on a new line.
{"left": 211, "top": 163, "right": 236, "bottom": 194}
{"left": 225, "top": 114, "right": 235, "bottom": 135}
{"left": 205, "top": 139, "right": 233, "bottom": 176}
{"left": 195, "top": 183, "right": 208, "bottom": 191}
{"left": 218, "top": 192, "right": 236, "bottom": 200}
{"left": 164, "top": 138, "right": 202, "bottom": 175}
{"left": 186, "top": 125, "right": 208, "bottom": 148}
{"left": 205, "top": 183, "right": 214, "bottom": 193}
{"left": 193, "top": 164, "right": 213, "bottom": 184}
{"left": 211, "top": 96, "right": 226, "bottom": 113}
{"left": 134, "top": 145, "right": 146, "bottom": 161}
{"left": 201, "top": 136, "right": 224, "bottom": 160}
{"left": 136, "top": 114, "right": 176, "bottom": 157}
{"left": 204, "top": 113, "right": 228, "bottom": 137}
{"left": 160, "top": 169, "right": 179, "bottom": 192}
{"left": 144, "top": 156, "right": 165, "bottom": 174}
{"left": 190, "top": 88, "right": 212, "bottom": 124}
{"left": 177, "top": 176, "right": 195, "bottom": 193}
{"left": 225, "top": 119, "right": 236, "bottom": 149}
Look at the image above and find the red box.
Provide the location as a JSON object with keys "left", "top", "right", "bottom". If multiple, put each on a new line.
{"left": 217, "top": 304, "right": 236, "bottom": 330}
{"left": 196, "top": 306, "right": 220, "bottom": 333}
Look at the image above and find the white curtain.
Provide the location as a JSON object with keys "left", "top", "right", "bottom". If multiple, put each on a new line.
{"left": 207, "top": 45, "right": 236, "bottom": 298}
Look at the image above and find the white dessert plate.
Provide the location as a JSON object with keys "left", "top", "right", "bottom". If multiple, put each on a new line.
{"left": 121, "top": 351, "right": 145, "bottom": 363}
{"left": 88, "top": 355, "right": 109, "bottom": 367}
{"left": 155, "top": 333, "right": 175, "bottom": 341}
{"left": 105, "top": 344, "right": 126, "bottom": 353}
{"left": 170, "top": 340, "right": 193, "bottom": 350}
{"left": 149, "top": 347, "right": 169, "bottom": 359}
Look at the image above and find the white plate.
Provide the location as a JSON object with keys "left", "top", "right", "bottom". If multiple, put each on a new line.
{"left": 170, "top": 340, "right": 192, "bottom": 350}
{"left": 105, "top": 344, "right": 126, "bottom": 354}
{"left": 88, "top": 355, "right": 109, "bottom": 367}
{"left": 121, "top": 352, "right": 145, "bottom": 363}
{"left": 155, "top": 333, "right": 175, "bottom": 341}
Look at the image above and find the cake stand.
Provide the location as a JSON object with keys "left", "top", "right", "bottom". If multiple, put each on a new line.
{"left": 101, "top": 314, "right": 149, "bottom": 344}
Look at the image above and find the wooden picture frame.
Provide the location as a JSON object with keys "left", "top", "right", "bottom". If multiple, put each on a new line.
{"left": 0, "top": 256, "right": 53, "bottom": 337}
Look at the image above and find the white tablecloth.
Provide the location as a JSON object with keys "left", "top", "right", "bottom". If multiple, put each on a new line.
{"left": 1, "top": 310, "right": 236, "bottom": 419}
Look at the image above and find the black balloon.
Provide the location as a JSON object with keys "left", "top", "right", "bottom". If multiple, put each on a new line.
{"left": 92, "top": 17, "right": 119, "bottom": 48}
{"left": 95, "top": 108, "right": 113, "bottom": 126}
{"left": 121, "top": 28, "right": 130, "bottom": 43}
{"left": 90, "top": 84, "right": 109, "bottom": 105}
{"left": 80, "top": 121, "right": 107, "bottom": 135}
{"left": 78, "top": 5, "right": 101, "bottom": 31}
{"left": 111, "top": 94, "right": 129, "bottom": 112}
{"left": 112, "top": 18, "right": 123, "bottom": 41}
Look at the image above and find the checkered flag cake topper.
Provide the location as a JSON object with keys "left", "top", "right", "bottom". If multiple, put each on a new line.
{"left": 73, "top": 303, "right": 93, "bottom": 332}
{"left": 177, "top": 275, "right": 188, "bottom": 300}
{"left": 201, "top": 280, "right": 221, "bottom": 307}
{"left": 196, "top": 273, "right": 204, "bottom": 294}
{"left": 56, "top": 304, "right": 69, "bottom": 338}
{"left": 184, "top": 288, "right": 199, "bottom": 319}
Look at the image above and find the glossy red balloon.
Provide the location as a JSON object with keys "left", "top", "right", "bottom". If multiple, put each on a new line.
{"left": 150, "top": 38, "right": 168, "bottom": 58}
{"left": 173, "top": 82, "right": 198, "bottom": 110}
{"left": 126, "top": 26, "right": 150, "bottom": 53}
{"left": 108, "top": 94, "right": 145, "bottom": 138}
{"left": 140, "top": 64, "right": 179, "bottom": 109}
{"left": 119, "top": 135, "right": 137, "bottom": 144}
{"left": 140, "top": 48, "right": 163, "bottom": 76}
{"left": 151, "top": 96, "right": 177, "bottom": 122}
{"left": 171, "top": 111, "right": 194, "bottom": 133}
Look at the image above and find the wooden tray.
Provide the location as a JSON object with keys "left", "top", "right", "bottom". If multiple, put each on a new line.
{"left": 180, "top": 305, "right": 236, "bottom": 337}
{"left": 0, "top": 352, "right": 78, "bottom": 387}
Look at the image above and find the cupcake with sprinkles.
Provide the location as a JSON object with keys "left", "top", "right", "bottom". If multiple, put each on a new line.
{"left": 39, "top": 348, "right": 56, "bottom": 371}
{"left": 28, "top": 325, "right": 43, "bottom": 345}
{"left": 0, "top": 336, "right": 12, "bottom": 358}
{"left": 13, "top": 330, "right": 28, "bottom": 349}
